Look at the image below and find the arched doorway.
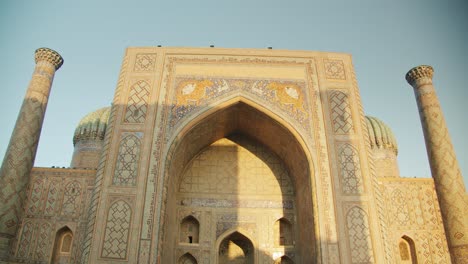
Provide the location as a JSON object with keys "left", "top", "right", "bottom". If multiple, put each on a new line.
{"left": 160, "top": 101, "right": 317, "bottom": 263}
{"left": 218, "top": 231, "right": 254, "bottom": 264}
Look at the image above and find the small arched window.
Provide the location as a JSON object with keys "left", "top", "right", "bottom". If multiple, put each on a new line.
{"left": 178, "top": 252, "right": 198, "bottom": 264}
{"left": 274, "top": 218, "right": 293, "bottom": 246}
{"left": 51, "top": 226, "right": 73, "bottom": 264}
{"left": 399, "top": 236, "right": 417, "bottom": 264}
{"left": 180, "top": 216, "right": 200, "bottom": 244}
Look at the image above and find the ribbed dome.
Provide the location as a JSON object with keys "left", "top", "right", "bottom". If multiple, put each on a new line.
{"left": 365, "top": 116, "right": 398, "bottom": 155}
{"left": 73, "top": 107, "right": 111, "bottom": 145}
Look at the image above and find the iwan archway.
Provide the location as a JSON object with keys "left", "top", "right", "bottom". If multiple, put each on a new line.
{"left": 159, "top": 99, "right": 318, "bottom": 263}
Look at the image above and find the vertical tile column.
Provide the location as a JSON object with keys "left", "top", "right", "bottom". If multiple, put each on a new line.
{"left": 406, "top": 65, "right": 468, "bottom": 263}
{"left": 0, "top": 48, "right": 63, "bottom": 260}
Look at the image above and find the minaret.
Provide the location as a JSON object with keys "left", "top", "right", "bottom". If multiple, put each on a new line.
{"left": 0, "top": 48, "right": 63, "bottom": 259}
{"left": 406, "top": 65, "right": 467, "bottom": 263}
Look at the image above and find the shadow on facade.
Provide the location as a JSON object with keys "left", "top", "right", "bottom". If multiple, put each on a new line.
{"left": 160, "top": 100, "right": 317, "bottom": 263}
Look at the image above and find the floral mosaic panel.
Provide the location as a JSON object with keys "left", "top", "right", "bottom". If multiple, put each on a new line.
{"left": 324, "top": 59, "right": 346, "bottom": 80}
{"left": 169, "top": 78, "right": 310, "bottom": 134}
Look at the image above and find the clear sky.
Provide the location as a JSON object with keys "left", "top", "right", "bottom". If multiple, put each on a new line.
{"left": 0, "top": 0, "right": 467, "bottom": 187}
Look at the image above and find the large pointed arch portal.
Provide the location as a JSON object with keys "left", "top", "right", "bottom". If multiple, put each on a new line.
{"left": 159, "top": 99, "right": 318, "bottom": 263}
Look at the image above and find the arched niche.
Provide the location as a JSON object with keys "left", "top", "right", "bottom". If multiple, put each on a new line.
{"left": 398, "top": 235, "right": 417, "bottom": 264}
{"left": 218, "top": 231, "right": 254, "bottom": 264}
{"left": 274, "top": 255, "right": 294, "bottom": 264}
{"left": 51, "top": 226, "right": 73, "bottom": 264}
{"left": 180, "top": 215, "right": 200, "bottom": 244}
{"left": 160, "top": 99, "right": 318, "bottom": 263}
{"left": 178, "top": 252, "right": 198, "bottom": 264}
{"left": 274, "top": 218, "right": 293, "bottom": 246}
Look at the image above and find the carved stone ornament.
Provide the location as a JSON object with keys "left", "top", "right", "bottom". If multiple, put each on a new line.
{"left": 405, "top": 65, "right": 434, "bottom": 87}
{"left": 34, "top": 47, "right": 64, "bottom": 70}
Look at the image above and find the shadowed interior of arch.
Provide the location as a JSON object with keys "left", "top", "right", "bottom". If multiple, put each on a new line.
{"left": 218, "top": 231, "right": 254, "bottom": 263}
{"left": 161, "top": 101, "right": 315, "bottom": 263}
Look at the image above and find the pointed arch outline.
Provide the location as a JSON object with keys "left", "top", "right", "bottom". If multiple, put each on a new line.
{"left": 215, "top": 228, "right": 257, "bottom": 264}
{"left": 179, "top": 215, "right": 200, "bottom": 244}
{"left": 163, "top": 95, "right": 318, "bottom": 199}
{"left": 177, "top": 252, "right": 198, "bottom": 264}
{"left": 398, "top": 234, "right": 418, "bottom": 263}
{"left": 50, "top": 225, "right": 74, "bottom": 264}
{"left": 274, "top": 217, "right": 294, "bottom": 246}
{"left": 157, "top": 95, "right": 321, "bottom": 262}
{"left": 167, "top": 95, "right": 313, "bottom": 154}
{"left": 274, "top": 254, "right": 295, "bottom": 264}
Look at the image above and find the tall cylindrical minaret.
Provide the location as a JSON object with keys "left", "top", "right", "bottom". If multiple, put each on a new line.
{"left": 406, "top": 65, "right": 467, "bottom": 263}
{"left": 0, "top": 48, "right": 63, "bottom": 259}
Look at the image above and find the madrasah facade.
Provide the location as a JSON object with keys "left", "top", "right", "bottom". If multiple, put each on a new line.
{"left": 0, "top": 47, "right": 466, "bottom": 264}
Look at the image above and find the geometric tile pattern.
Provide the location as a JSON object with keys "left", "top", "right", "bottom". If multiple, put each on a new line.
{"left": 17, "top": 221, "right": 34, "bottom": 258}
{"left": 179, "top": 137, "right": 293, "bottom": 195}
{"left": 0, "top": 56, "right": 57, "bottom": 236}
{"left": 384, "top": 182, "right": 443, "bottom": 229}
{"left": 329, "top": 91, "right": 354, "bottom": 134}
{"left": 134, "top": 54, "right": 157, "bottom": 72}
{"left": 34, "top": 222, "right": 51, "bottom": 261}
{"left": 382, "top": 180, "right": 451, "bottom": 262}
{"left": 27, "top": 179, "right": 44, "bottom": 215}
{"left": 61, "top": 181, "right": 82, "bottom": 216}
{"left": 44, "top": 181, "right": 59, "bottom": 216}
{"left": 338, "top": 144, "right": 363, "bottom": 194}
{"left": 124, "top": 80, "right": 150, "bottom": 123}
{"left": 324, "top": 59, "right": 346, "bottom": 80}
{"left": 113, "top": 134, "right": 141, "bottom": 186}
{"left": 391, "top": 189, "right": 410, "bottom": 226}
{"left": 0, "top": 96, "right": 46, "bottom": 234}
{"left": 413, "top": 80, "right": 468, "bottom": 258}
{"left": 346, "top": 206, "right": 374, "bottom": 263}
{"left": 101, "top": 200, "right": 132, "bottom": 259}
{"left": 412, "top": 232, "right": 450, "bottom": 263}
{"left": 80, "top": 53, "right": 130, "bottom": 264}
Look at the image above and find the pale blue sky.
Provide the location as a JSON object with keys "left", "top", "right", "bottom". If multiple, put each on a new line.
{"left": 0, "top": 0, "right": 467, "bottom": 187}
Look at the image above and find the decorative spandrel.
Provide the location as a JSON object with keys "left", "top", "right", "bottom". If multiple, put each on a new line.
{"left": 169, "top": 77, "right": 310, "bottom": 134}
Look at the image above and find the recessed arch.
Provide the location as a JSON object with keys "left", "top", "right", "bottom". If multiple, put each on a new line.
{"left": 178, "top": 252, "right": 198, "bottom": 264}
{"left": 398, "top": 235, "right": 417, "bottom": 264}
{"left": 180, "top": 215, "right": 200, "bottom": 244}
{"left": 274, "top": 255, "right": 294, "bottom": 264}
{"left": 216, "top": 230, "right": 255, "bottom": 264}
{"left": 51, "top": 226, "right": 73, "bottom": 264}
{"left": 274, "top": 217, "right": 293, "bottom": 246}
{"left": 158, "top": 97, "right": 319, "bottom": 263}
